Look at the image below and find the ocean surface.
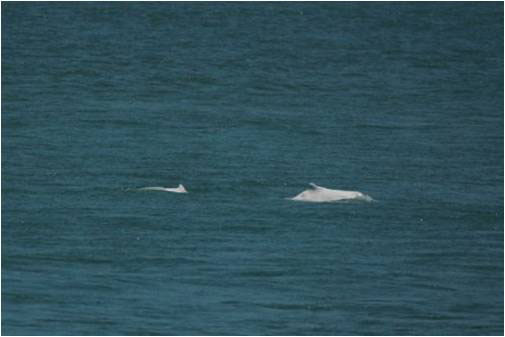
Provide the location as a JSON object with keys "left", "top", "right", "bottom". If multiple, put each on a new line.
{"left": 2, "top": 2, "right": 503, "bottom": 335}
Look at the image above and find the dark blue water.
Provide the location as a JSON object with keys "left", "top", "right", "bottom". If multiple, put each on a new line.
{"left": 2, "top": 2, "right": 503, "bottom": 335}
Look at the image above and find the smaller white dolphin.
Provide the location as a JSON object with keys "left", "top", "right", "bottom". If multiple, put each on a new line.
{"left": 290, "top": 183, "right": 372, "bottom": 202}
{"left": 139, "top": 184, "right": 188, "bottom": 193}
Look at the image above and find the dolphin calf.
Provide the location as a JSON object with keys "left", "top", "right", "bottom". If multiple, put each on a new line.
{"left": 289, "top": 183, "right": 372, "bottom": 202}
{"left": 139, "top": 184, "right": 187, "bottom": 193}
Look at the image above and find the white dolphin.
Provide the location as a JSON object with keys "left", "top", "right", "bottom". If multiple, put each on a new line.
{"left": 139, "top": 184, "right": 187, "bottom": 193}
{"left": 289, "top": 183, "right": 372, "bottom": 202}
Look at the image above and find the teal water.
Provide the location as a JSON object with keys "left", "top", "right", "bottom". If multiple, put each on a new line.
{"left": 2, "top": 2, "right": 503, "bottom": 335}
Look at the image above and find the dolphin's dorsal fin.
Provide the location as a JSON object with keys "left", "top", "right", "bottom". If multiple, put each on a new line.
{"left": 309, "top": 183, "right": 320, "bottom": 189}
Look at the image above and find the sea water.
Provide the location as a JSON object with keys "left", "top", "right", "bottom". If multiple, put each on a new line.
{"left": 2, "top": 2, "right": 503, "bottom": 335}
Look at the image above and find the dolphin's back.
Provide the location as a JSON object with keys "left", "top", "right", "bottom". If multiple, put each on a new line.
{"left": 138, "top": 185, "right": 188, "bottom": 193}
{"left": 139, "top": 186, "right": 169, "bottom": 191}
{"left": 290, "top": 183, "right": 372, "bottom": 202}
